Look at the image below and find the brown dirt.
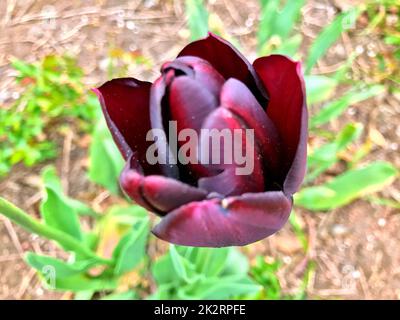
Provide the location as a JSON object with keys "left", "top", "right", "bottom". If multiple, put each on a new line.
{"left": 0, "top": 0, "right": 399, "bottom": 299}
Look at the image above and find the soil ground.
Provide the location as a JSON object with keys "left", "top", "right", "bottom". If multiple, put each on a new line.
{"left": 0, "top": 0, "right": 399, "bottom": 299}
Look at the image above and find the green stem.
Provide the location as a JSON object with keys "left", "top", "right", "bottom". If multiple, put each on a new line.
{"left": 0, "top": 197, "right": 113, "bottom": 266}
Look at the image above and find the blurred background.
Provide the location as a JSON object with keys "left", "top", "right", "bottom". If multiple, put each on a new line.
{"left": 0, "top": 0, "right": 399, "bottom": 300}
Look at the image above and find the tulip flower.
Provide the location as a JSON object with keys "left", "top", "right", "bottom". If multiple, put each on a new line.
{"left": 94, "top": 33, "right": 307, "bottom": 247}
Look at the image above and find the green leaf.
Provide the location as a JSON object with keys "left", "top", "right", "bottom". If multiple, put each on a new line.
{"left": 289, "top": 211, "right": 308, "bottom": 251}
{"left": 88, "top": 119, "right": 124, "bottom": 194}
{"left": 112, "top": 212, "right": 149, "bottom": 275}
{"left": 45, "top": 274, "right": 117, "bottom": 292}
{"left": 0, "top": 197, "right": 112, "bottom": 265}
{"left": 311, "top": 85, "right": 385, "bottom": 128}
{"left": 257, "top": 0, "right": 280, "bottom": 50}
{"left": 295, "top": 161, "right": 398, "bottom": 211}
{"left": 42, "top": 166, "right": 96, "bottom": 217}
{"left": 40, "top": 167, "right": 83, "bottom": 240}
{"left": 306, "top": 123, "right": 363, "bottom": 183}
{"left": 222, "top": 248, "right": 250, "bottom": 276}
{"left": 305, "top": 8, "right": 360, "bottom": 73}
{"left": 305, "top": 75, "right": 338, "bottom": 105}
{"left": 169, "top": 245, "right": 190, "bottom": 282}
{"left": 185, "top": 0, "right": 209, "bottom": 40}
{"left": 25, "top": 252, "right": 96, "bottom": 278}
{"left": 152, "top": 255, "right": 176, "bottom": 285}
{"left": 272, "top": 0, "right": 305, "bottom": 40}
{"left": 182, "top": 275, "right": 261, "bottom": 299}
{"left": 271, "top": 34, "right": 302, "bottom": 57}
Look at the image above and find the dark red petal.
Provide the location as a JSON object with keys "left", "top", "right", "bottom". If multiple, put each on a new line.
{"left": 169, "top": 76, "right": 218, "bottom": 133}
{"left": 152, "top": 191, "right": 292, "bottom": 247}
{"left": 149, "top": 77, "right": 180, "bottom": 179}
{"left": 178, "top": 32, "right": 268, "bottom": 104}
{"left": 168, "top": 76, "right": 220, "bottom": 179}
{"left": 253, "top": 55, "right": 307, "bottom": 194}
{"left": 283, "top": 105, "right": 308, "bottom": 195}
{"left": 198, "top": 108, "right": 264, "bottom": 196}
{"left": 198, "top": 166, "right": 263, "bottom": 197}
{"left": 120, "top": 158, "right": 207, "bottom": 215}
{"left": 94, "top": 78, "right": 160, "bottom": 174}
{"left": 220, "top": 78, "right": 281, "bottom": 179}
{"left": 171, "top": 56, "right": 225, "bottom": 97}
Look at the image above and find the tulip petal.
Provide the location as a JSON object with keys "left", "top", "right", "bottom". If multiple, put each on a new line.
{"left": 120, "top": 157, "right": 208, "bottom": 214}
{"left": 169, "top": 76, "right": 218, "bottom": 133}
{"left": 152, "top": 191, "right": 292, "bottom": 247}
{"left": 164, "top": 56, "right": 225, "bottom": 98}
{"left": 253, "top": 55, "right": 307, "bottom": 194}
{"left": 149, "top": 77, "right": 180, "bottom": 179}
{"left": 178, "top": 32, "right": 268, "bottom": 105}
{"left": 198, "top": 108, "right": 264, "bottom": 196}
{"left": 94, "top": 78, "right": 160, "bottom": 174}
{"left": 220, "top": 78, "right": 281, "bottom": 183}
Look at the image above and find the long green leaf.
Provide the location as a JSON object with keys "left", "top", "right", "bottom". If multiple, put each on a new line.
{"left": 305, "top": 8, "right": 360, "bottom": 73}
{"left": 45, "top": 274, "right": 117, "bottom": 292}
{"left": 305, "top": 75, "right": 338, "bottom": 105}
{"left": 258, "top": 0, "right": 280, "bottom": 50}
{"left": 88, "top": 119, "right": 124, "bottom": 194}
{"left": 0, "top": 197, "right": 111, "bottom": 265}
{"left": 306, "top": 123, "right": 363, "bottom": 183}
{"left": 183, "top": 275, "right": 261, "bottom": 299}
{"left": 25, "top": 252, "right": 96, "bottom": 278}
{"left": 169, "top": 245, "right": 190, "bottom": 282}
{"left": 112, "top": 215, "right": 149, "bottom": 275}
{"left": 311, "top": 85, "right": 385, "bottom": 128}
{"left": 273, "top": 0, "right": 305, "bottom": 40}
{"left": 185, "top": 0, "right": 209, "bottom": 40}
{"left": 295, "top": 161, "right": 398, "bottom": 211}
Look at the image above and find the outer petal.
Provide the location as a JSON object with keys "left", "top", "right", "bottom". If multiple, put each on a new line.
{"left": 178, "top": 32, "right": 268, "bottom": 105}
{"left": 120, "top": 157, "right": 207, "bottom": 215}
{"left": 94, "top": 78, "right": 159, "bottom": 174}
{"left": 152, "top": 191, "right": 292, "bottom": 247}
{"left": 253, "top": 55, "right": 308, "bottom": 194}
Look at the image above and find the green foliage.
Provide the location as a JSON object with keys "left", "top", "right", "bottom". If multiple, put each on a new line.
{"left": 150, "top": 245, "right": 261, "bottom": 299}
{"left": 305, "top": 75, "right": 338, "bottom": 105}
{"left": 185, "top": 0, "right": 209, "bottom": 40}
{"left": 88, "top": 118, "right": 124, "bottom": 194}
{"left": 0, "top": 166, "right": 150, "bottom": 295}
{"left": 305, "top": 8, "right": 361, "bottom": 73}
{"left": 250, "top": 257, "right": 283, "bottom": 299}
{"left": 310, "top": 85, "right": 385, "bottom": 128}
{"left": 258, "top": 0, "right": 305, "bottom": 55}
{"left": 295, "top": 161, "right": 398, "bottom": 211}
{"left": 306, "top": 123, "right": 363, "bottom": 183}
{"left": 40, "top": 167, "right": 84, "bottom": 241}
{"left": 0, "top": 55, "right": 98, "bottom": 177}
{"left": 110, "top": 206, "right": 149, "bottom": 275}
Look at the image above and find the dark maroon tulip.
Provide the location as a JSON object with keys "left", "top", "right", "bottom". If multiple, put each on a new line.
{"left": 94, "top": 33, "right": 307, "bottom": 247}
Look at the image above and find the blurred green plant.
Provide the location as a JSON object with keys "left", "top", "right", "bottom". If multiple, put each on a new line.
{"left": 88, "top": 117, "right": 124, "bottom": 195}
{"left": 0, "top": 167, "right": 150, "bottom": 298}
{"left": 150, "top": 245, "right": 261, "bottom": 299}
{"left": 0, "top": 55, "right": 98, "bottom": 177}
{"left": 185, "top": 0, "right": 209, "bottom": 40}
{"left": 363, "top": 0, "right": 400, "bottom": 89}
